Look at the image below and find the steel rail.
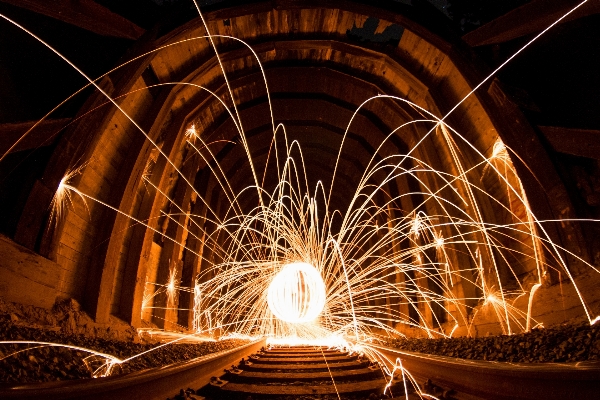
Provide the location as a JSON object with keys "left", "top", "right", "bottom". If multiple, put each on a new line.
{"left": 371, "top": 344, "right": 600, "bottom": 400}
{"left": 0, "top": 338, "right": 265, "bottom": 400}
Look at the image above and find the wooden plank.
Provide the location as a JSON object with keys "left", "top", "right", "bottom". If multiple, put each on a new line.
{"left": 462, "top": 0, "right": 600, "bottom": 47}
{"left": 0, "top": 234, "right": 67, "bottom": 309}
{"left": 238, "top": 368, "right": 376, "bottom": 381}
{"left": 13, "top": 179, "right": 54, "bottom": 249}
{"left": 247, "top": 360, "right": 366, "bottom": 370}
{"left": 0, "top": 0, "right": 145, "bottom": 40}
{"left": 267, "top": 347, "right": 340, "bottom": 353}
{"left": 538, "top": 125, "right": 600, "bottom": 160}
{"left": 221, "top": 379, "right": 387, "bottom": 395}
{"left": 259, "top": 351, "right": 346, "bottom": 357}
{"left": 254, "top": 355, "right": 354, "bottom": 363}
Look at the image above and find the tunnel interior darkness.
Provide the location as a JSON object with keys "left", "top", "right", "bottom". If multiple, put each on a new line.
{"left": 0, "top": 0, "right": 599, "bottom": 342}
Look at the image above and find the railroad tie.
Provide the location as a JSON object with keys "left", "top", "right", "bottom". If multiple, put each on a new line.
{"left": 197, "top": 345, "right": 404, "bottom": 399}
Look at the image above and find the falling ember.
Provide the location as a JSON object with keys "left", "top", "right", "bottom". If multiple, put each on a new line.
{"left": 267, "top": 262, "right": 327, "bottom": 323}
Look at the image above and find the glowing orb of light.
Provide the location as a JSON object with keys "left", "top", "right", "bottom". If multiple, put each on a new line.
{"left": 267, "top": 262, "right": 327, "bottom": 323}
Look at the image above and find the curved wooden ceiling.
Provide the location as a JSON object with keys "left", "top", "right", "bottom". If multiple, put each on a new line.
{"left": 10, "top": 0, "right": 586, "bottom": 327}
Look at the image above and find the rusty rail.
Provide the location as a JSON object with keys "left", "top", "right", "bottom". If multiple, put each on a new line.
{"left": 372, "top": 344, "right": 600, "bottom": 400}
{"left": 0, "top": 338, "right": 265, "bottom": 400}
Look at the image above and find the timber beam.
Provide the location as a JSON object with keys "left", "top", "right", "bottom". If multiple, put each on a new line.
{"left": 0, "top": 118, "right": 71, "bottom": 154}
{"left": 538, "top": 125, "right": 600, "bottom": 160}
{"left": 0, "top": 0, "right": 145, "bottom": 40}
{"left": 462, "top": 0, "right": 600, "bottom": 47}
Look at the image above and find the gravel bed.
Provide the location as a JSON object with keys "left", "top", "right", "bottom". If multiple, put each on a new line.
{"left": 0, "top": 316, "right": 249, "bottom": 384}
{"left": 387, "top": 321, "right": 600, "bottom": 362}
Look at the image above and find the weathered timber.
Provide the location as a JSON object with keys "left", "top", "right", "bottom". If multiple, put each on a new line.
{"left": 255, "top": 351, "right": 345, "bottom": 357}
{"left": 220, "top": 380, "right": 387, "bottom": 396}
{"left": 538, "top": 125, "right": 600, "bottom": 160}
{"left": 0, "top": 118, "right": 71, "bottom": 154}
{"left": 0, "top": 234, "right": 68, "bottom": 309}
{"left": 251, "top": 355, "right": 355, "bottom": 363}
{"left": 206, "top": 346, "right": 391, "bottom": 398}
{"left": 243, "top": 360, "right": 366, "bottom": 371}
{"left": 462, "top": 0, "right": 600, "bottom": 47}
{"left": 0, "top": 0, "right": 145, "bottom": 40}
{"left": 237, "top": 368, "right": 376, "bottom": 381}
{"left": 264, "top": 347, "right": 341, "bottom": 353}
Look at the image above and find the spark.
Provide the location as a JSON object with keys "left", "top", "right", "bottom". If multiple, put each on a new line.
{"left": 410, "top": 214, "right": 422, "bottom": 238}
{"left": 167, "top": 265, "right": 179, "bottom": 305}
{"left": 49, "top": 163, "right": 89, "bottom": 227}
{"left": 185, "top": 123, "right": 198, "bottom": 141}
{"left": 449, "top": 323, "right": 459, "bottom": 338}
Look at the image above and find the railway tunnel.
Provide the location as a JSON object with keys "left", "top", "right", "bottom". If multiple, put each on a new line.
{"left": 0, "top": 0, "right": 599, "bottom": 399}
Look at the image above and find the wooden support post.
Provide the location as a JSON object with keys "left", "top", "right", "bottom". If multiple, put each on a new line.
{"left": 178, "top": 192, "right": 208, "bottom": 331}
{"left": 486, "top": 79, "right": 589, "bottom": 278}
{"left": 119, "top": 150, "right": 168, "bottom": 328}
{"left": 152, "top": 147, "right": 198, "bottom": 330}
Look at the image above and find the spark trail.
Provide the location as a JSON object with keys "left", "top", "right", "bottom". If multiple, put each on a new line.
{"left": 0, "top": 2, "right": 598, "bottom": 396}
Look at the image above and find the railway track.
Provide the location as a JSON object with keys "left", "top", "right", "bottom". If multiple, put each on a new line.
{"left": 197, "top": 346, "right": 400, "bottom": 399}
{"left": 1, "top": 339, "right": 598, "bottom": 400}
{"left": 0, "top": 339, "right": 266, "bottom": 400}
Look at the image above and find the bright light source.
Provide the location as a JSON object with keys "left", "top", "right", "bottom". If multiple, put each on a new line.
{"left": 267, "top": 262, "right": 326, "bottom": 323}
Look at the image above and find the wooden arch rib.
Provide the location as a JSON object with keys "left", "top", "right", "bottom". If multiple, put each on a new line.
{"left": 23, "top": 1, "right": 582, "bottom": 327}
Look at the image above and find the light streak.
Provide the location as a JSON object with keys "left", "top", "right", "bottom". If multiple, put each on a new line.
{"left": 526, "top": 284, "right": 542, "bottom": 332}
{"left": 0, "top": 341, "right": 121, "bottom": 378}
{"left": 320, "top": 346, "right": 341, "bottom": 400}
{"left": 0, "top": 0, "right": 598, "bottom": 390}
{"left": 384, "top": 357, "right": 407, "bottom": 399}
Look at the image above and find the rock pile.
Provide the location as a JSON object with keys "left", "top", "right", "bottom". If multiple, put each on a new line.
{"left": 0, "top": 315, "right": 248, "bottom": 384}
{"left": 0, "top": 297, "right": 140, "bottom": 341}
{"left": 388, "top": 321, "right": 600, "bottom": 362}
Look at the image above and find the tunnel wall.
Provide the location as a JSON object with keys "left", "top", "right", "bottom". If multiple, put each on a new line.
{"left": 0, "top": 0, "right": 595, "bottom": 337}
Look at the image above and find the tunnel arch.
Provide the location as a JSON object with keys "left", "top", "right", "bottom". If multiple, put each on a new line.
{"left": 8, "top": 0, "right": 590, "bottom": 336}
